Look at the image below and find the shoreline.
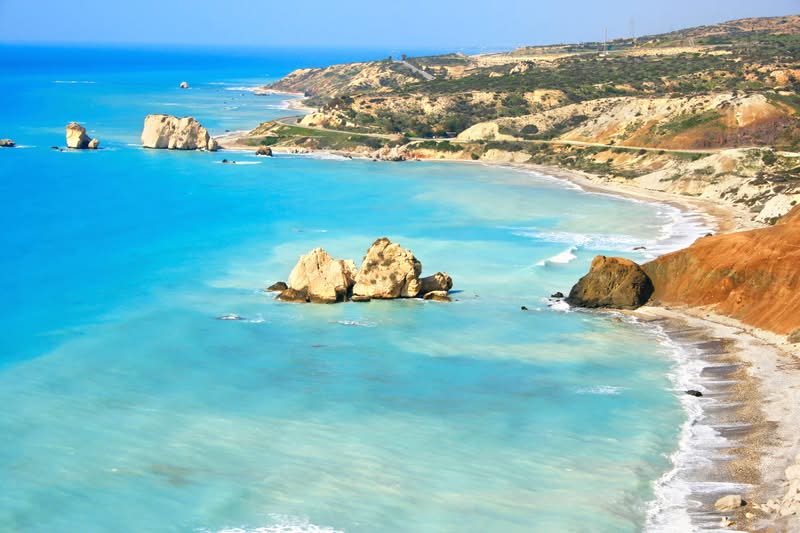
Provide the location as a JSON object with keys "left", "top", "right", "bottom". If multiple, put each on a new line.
{"left": 218, "top": 119, "right": 798, "bottom": 529}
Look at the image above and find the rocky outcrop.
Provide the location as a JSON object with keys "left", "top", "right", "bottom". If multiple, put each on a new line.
{"left": 567, "top": 256, "right": 654, "bottom": 309}
{"left": 255, "top": 145, "right": 273, "bottom": 156}
{"left": 66, "top": 122, "right": 91, "bottom": 149}
{"left": 352, "top": 238, "right": 422, "bottom": 299}
{"left": 180, "top": 81, "right": 189, "bottom": 89}
{"left": 266, "top": 281, "right": 288, "bottom": 292}
{"left": 371, "top": 145, "right": 406, "bottom": 161}
{"left": 0, "top": 139, "right": 14, "bottom": 148}
{"left": 643, "top": 205, "right": 800, "bottom": 334}
{"left": 419, "top": 272, "right": 453, "bottom": 295}
{"left": 714, "top": 494, "right": 744, "bottom": 512}
{"left": 141, "top": 114, "right": 219, "bottom": 151}
{"left": 285, "top": 248, "right": 358, "bottom": 303}
{"left": 274, "top": 238, "right": 452, "bottom": 304}
{"left": 87, "top": 138, "right": 100, "bottom": 149}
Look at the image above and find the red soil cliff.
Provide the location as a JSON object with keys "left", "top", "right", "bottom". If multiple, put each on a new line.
{"left": 642, "top": 205, "right": 800, "bottom": 334}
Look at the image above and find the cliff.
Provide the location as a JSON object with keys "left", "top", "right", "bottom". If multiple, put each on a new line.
{"left": 642, "top": 205, "right": 800, "bottom": 334}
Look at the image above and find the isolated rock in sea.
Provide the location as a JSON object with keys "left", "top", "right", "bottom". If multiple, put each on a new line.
{"left": 66, "top": 122, "right": 91, "bottom": 149}
{"left": 266, "top": 281, "right": 288, "bottom": 292}
{"left": 419, "top": 272, "right": 453, "bottom": 295}
{"left": 286, "top": 248, "right": 358, "bottom": 304}
{"left": 180, "top": 81, "right": 189, "bottom": 89}
{"left": 256, "top": 145, "right": 273, "bottom": 156}
{"left": 567, "top": 256, "right": 654, "bottom": 309}
{"left": 714, "top": 494, "right": 744, "bottom": 512}
{"left": 0, "top": 139, "right": 14, "bottom": 148}
{"left": 352, "top": 238, "right": 422, "bottom": 299}
{"left": 140, "top": 114, "right": 218, "bottom": 151}
{"left": 551, "top": 291, "right": 565, "bottom": 298}
{"left": 88, "top": 138, "right": 100, "bottom": 150}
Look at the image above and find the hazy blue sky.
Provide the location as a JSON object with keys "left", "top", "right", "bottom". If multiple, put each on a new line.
{"left": 0, "top": 0, "right": 797, "bottom": 49}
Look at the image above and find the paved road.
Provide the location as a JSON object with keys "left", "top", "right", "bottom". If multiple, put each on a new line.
{"left": 393, "top": 60, "right": 435, "bottom": 81}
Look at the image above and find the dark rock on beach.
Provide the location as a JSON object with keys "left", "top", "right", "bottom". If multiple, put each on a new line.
{"left": 686, "top": 389, "right": 704, "bottom": 397}
{"left": 566, "top": 256, "right": 654, "bottom": 310}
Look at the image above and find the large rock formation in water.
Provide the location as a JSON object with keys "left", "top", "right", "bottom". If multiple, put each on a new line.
{"left": 566, "top": 256, "right": 654, "bottom": 310}
{"left": 352, "top": 238, "right": 422, "bottom": 299}
{"left": 0, "top": 139, "right": 15, "bottom": 148}
{"left": 283, "top": 248, "right": 358, "bottom": 303}
{"left": 275, "top": 238, "right": 453, "bottom": 303}
{"left": 66, "top": 122, "right": 99, "bottom": 149}
{"left": 642, "top": 205, "right": 800, "bottom": 334}
{"left": 141, "top": 114, "right": 219, "bottom": 151}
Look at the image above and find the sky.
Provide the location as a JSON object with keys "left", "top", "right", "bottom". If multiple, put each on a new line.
{"left": 0, "top": 0, "right": 797, "bottom": 50}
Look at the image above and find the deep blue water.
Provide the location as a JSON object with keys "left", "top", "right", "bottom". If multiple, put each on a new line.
{"left": 0, "top": 45, "right": 710, "bottom": 532}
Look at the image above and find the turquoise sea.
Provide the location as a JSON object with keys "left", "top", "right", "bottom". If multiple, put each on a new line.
{"left": 0, "top": 45, "right": 713, "bottom": 532}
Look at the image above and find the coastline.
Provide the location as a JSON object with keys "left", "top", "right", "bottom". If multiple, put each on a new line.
{"left": 217, "top": 118, "right": 798, "bottom": 529}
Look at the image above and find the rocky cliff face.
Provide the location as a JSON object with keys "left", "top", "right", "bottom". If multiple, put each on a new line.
{"left": 141, "top": 115, "right": 218, "bottom": 151}
{"left": 643, "top": 205, "right": 800, "bottom": 334}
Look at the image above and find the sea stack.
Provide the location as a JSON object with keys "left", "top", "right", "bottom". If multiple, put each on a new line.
{"left": 0, "top": 139, "right": 15, "bottom": 148}
{"left": 65, "top": 123, "right": 92, "bottom": 149}
{"left": 179, "top": 81, "right": 189, "bottom": 89}
{"left": 140, "top": 114, "right": 219, "bottom": 151}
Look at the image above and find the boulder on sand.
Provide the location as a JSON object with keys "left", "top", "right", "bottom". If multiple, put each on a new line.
{"left": 285, "top": 248, "right": 358, "bottom": 304}
{"left": 140, "top": 114, "right": 218, "bottom": 151}
{"left": 566, "top": 256, "right": 654, "bottom": 309}
{"left": 714, "top": 494, "right": 744, "bottom": 512}
{"left": 352, "top": 238, "right": 422, "bottom": 299}
{"left": 66, "top": 122, "right": 91, "bottom": 149}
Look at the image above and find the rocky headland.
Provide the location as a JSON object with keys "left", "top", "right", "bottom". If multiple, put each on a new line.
{"left": 141, "top": 114, "right": 219, "bottom": 151}
{"left": 271, "top": 238, "right": 453, "bottom": 304}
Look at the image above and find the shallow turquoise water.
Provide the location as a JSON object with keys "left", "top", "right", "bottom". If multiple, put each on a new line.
{"left": 0, "top": 46, "right": 705, "bottom": 532}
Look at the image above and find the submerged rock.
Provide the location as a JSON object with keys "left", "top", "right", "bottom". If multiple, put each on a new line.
{"left": 0, "top": 139, "right": 14, "bottom": 148}
{"left": 286, "top": 248, "right": 357, "bottom": 303}
{"left": 216, "top": 314, "right": 243, "bottom": 321}
{"left": 567, "top": 256, "right": 654, "bottom": 310}
{"left": 352, "top": 238, "right": 422, "bottom": 299}
{"left": 141, "top": 114, "right": 218, "bottom": 151}
{"left": 66, "top": 122, "right": 91, "bottom": 149}
{"left": 423, "top": 290, "right": 451, "bottom": 302}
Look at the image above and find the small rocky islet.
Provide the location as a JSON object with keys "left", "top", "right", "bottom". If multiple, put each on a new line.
{"left": 269, "top": 237, "right": 453, "bottom": 304}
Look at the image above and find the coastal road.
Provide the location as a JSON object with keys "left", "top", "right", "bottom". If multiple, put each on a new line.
{"left": 270, "top": 117, "right": 738, "bottom": 155}
{"left": 393, "top": 60, "right": 435, "bottom": 81}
